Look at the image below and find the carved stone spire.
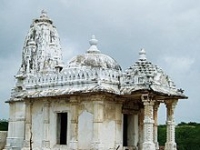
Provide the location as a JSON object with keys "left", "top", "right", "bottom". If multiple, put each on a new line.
{"left": 18, "top": 11, "right": 63, "bottom": 75}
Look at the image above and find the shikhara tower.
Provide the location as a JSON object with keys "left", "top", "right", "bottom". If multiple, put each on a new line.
{"left": 5, "top": 11, "right": 187, "bottom": 150}
{"left": 19, "top": 10, "right": 63, "bottom": 75}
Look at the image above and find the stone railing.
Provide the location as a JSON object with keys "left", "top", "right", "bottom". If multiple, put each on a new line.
{"left": 23, "top": 68, "right": 121, "bottom": 89}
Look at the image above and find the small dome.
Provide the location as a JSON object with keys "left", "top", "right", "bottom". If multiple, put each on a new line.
{"left": 68, "top": 35, "right": 121, "bottom": 71}
{"left": 121, "top": 49, "right": 181, "bottom": 96}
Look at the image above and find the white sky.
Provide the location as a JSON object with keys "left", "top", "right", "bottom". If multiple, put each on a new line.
{"left": 0, "top": 0, "right": 200, "bottom": 124}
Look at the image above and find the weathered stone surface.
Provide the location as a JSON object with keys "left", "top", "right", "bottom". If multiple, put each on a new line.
{"left": 121, "top": 49, "right": 186, "bottom": 98}
{"left": 0, "top": 131, "right": 7, "bottom": 150}
{"left": 68, "top": 35, "right": 121, "bottom": 71}
{"left": 5, "top": 11, "right": 187, "bottom": 150}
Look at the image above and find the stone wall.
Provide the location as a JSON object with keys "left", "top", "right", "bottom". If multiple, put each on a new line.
{"left": 0, "top": 131, "right": 7, "bottom": 150}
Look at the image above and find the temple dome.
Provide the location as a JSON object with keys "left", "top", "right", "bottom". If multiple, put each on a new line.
{"left": 121, "top": 49, "right": 185, "bottom": 97}
{"left": 67, "top": 35, "right": 121, "bottom": 71}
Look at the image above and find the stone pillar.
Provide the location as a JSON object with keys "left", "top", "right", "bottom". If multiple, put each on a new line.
{"left": 153, "top": 102, "right": 160, "bottom": 150}
{"left": 69, "top": 97, "right": 78, "bottom": 150}
{"left": 142, "top": 94, "right": 155, "bottom": 150}
{"left": 5, "top": 101, "right": 26, "bottom": 150}
{"left": 133, "top": 114, "right": 139, "bottom": 148}
{"left": 115, "top": 102, "right": 123, "bottom": 148}
{"left": 165, "top": 100, "right": 178, "bottom": 150}
{"left": 138, "top": 108, "right": 144, "bottom": 150}
{"left": 92, "top": 100, "right": 104, "bottom": 150}
{"left": 42, "top": 100, "right": 50, "bottom": 149}
{"left": 22, "top": 101, "right": 32, "bottom": 149}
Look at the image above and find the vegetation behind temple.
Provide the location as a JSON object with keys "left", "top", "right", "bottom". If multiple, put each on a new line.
{"left": 1, "top": 120, "right": 200, "bottom": 149}
{"left": 158, "top": 122, "right": 200, "bottom": 150}
{"left": 0, "top": 120, "right": 8, "bottom": 131}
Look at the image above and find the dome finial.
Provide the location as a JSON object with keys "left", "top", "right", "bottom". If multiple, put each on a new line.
{"left": 40, "top": 10, "right": 48, "bottom": 18}
{"left": 87, "top": 35, "right": 100, "bottom": 53}
{"left": 139, "top": 48, "right": 147, "bottom": 61}
{"left": 89, "top": 35, "right": 98, "bottom": 46}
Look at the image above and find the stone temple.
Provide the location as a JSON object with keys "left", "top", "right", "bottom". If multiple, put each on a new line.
{"left": 4, "top": 11, "right": 187, "bottom": 150}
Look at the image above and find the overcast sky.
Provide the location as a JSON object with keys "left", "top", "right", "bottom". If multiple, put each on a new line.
{"left": 0, "top": 0, "right": 200, "bottom": 124}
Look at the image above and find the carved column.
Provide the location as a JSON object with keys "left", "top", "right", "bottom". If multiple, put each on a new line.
{"left": 153, "top": 102, "right": 160, "bottom": 150}
{"left": 165, "top": 100, "right": 178, "bottom": 150}
{"left": 142, "top": 94, "right": 155, "bottom": 150}
{"left": 69, "top": 97, "right": 78, "bottom": 150}
{"left": 92, "top": 100, "right": 104, "bottom": 150}
{"left": 42, "top": 100, "right": 50, "bottom": 149}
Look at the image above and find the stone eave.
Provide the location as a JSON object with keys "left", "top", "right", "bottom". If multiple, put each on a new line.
{"left": 5, "top": 98, "right": 24, "bottom": 103}
{"left": 8, "top": 91, "right": 122, "bottom": 103}
{"left": 150, "top": 85, "right": 188, "bottom": 99}
{"left": 8, "top": 85, "right": 121, "bottom": 100}
{"left": 121, "top": 83, "right": 187, "bottom": 99}
{"left": 130, "top": 89, "right": 187, "bottom": 100}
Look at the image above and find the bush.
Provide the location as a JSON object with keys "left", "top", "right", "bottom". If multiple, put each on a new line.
{"left": 158, "top": 122, "right": 200, "bottom": 150}
{"left": 0, "top": 120, "right": 8, "bottom": 131}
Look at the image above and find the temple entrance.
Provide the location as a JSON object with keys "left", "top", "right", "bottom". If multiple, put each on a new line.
{"left": 57, "top": 113, "right": 68, "bottom": 145}
{"left": 122, "top": 101, "right": 140, "bottom": 149}
{"left": 123, "top": 114, "right": 135, "bottom": 147}
{"left": 123, "top": 114, "right": 128, "bottom": 146}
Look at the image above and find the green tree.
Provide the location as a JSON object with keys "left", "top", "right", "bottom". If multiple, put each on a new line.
{"left": 158, "top": 124, "right": 166, "bottom": 146}
{"left": 0, "top": 120, "right": 8, "bottom": 131}
{"left": 176, "top": 123, "right": 200, "bottom": 150}
{"left": 158, "top": 122, "right": 200, "bottom": 150}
